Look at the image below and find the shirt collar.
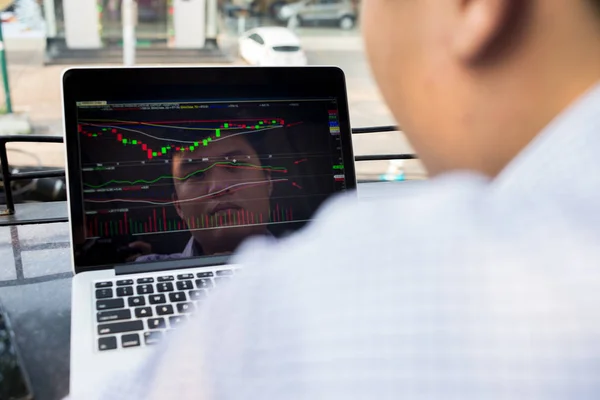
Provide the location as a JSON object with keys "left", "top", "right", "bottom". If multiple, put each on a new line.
{"left": 492, "top": 81, "right": 600, "bottom": 198}
{"left": 181, "top": 237, "right": 198, "bottom": 257}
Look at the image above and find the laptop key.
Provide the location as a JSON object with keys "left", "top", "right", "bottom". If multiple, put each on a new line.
{"left": 177, "top": 302, "right": 195, "bottom": 313}
{"left": 216, "top": 270, "right": 233, "bottom": 276}
{"left": 95, "top": 281, "right": 113, "bottom": 288}
{"left": 116, "top": 286, "right": 134, "bottom": 297}
{"left": 189, "top": 290, "right": 207, "bottom": 300}
{"left": 176, "top": 280, "right": 193, "bottom": 291}
{"left": 95, "top": 288, "right": 113, "bottom": 299}
{"left": 96, "top": 298, "right": 125, "bottom": 310}
{"left": 134, "top": 306, "right": 153, "bottom": 318}
{"left": 195, "top": 279, "right": 213, "bottom": 289}
{"left": 128, "top": 296, "right": 145, "bottom": 307}
{"left": 196, "top": 272, "right": 214, "bottom": 278}
{"left": 169, "top": 292, "right": 187, "bottom": 302}
{"left": 169, "top": 315, "right": 187, "bottom": 327}
{"left": 116, "top": 279, "right": 134, "bottom": 286}
{"left": 144, "top": 331, "right": 163, "bottom": 345}
{"left": 177, "top": 273, "right": 194, "bottom": 280}
{"left": 137, "top": 284, "right": 154, "bottom": 295}
{"left": 156, "top": 305, "right": 174, "bottom": 316}
{"left": 97, "top": 320, "right": 143, "bottom": 335}
{"left": 157, "top": 276, "right": 174, "bottom": 282}
{"left": 148, "top": 318, "right": 166, "bottom": 330}
{"left": 157, "top": 282, "right": 174, "bottom": 292}
{"left": 98, "top": 336, "right": 117, "bottom": 351}
{"left": 137, "top": 277, "right": 154, "bottom": 284}
{"left": 121, "top": 333, "right": 140, "bottom": 348}
{"left": 149, "top": 294, "right": 166, "bottom": 304}
{"left": 97, "top": 309, "right": 131, "bottom": 323}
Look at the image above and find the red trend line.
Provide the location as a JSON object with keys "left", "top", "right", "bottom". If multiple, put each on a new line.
{"left": 80, "top": 118, "right": 286, "bottom": 124}
{"left": 294, "top": 158, "right": 307, "bottom": 164}
{"left": 80, "top": 120, "right": 293, "bottom": 160}
{"left": 292, "top": 182, "right": 303, "bottom": 190}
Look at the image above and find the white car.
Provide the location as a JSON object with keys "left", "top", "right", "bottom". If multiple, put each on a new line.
{"left": 239, "top": 27, "right": 308, "bottom": 66}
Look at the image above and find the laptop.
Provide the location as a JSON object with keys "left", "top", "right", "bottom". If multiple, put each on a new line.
{"left": 63, "top": 66, "right": 356, "bottom": 395}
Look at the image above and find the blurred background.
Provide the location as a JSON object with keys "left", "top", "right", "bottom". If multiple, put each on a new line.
{"left": 0, "top": 0, "right": 426, "bottom": 201}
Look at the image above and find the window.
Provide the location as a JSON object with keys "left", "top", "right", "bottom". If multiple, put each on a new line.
{"left": 272, "top": 45, "right": 301, "bottom": 52}
{"left": 249, "top": 33, "right": 265, "bottom": 45}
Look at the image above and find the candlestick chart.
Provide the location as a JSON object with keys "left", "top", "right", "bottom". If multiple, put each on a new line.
{"left": 78, "top": 117, "right": 326, "bottom": 239}
{"left": 78, "top": 117, "right": 288, "bottom": 160}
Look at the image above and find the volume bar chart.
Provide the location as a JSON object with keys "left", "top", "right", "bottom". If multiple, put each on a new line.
{"left": 86, "top": 204, "right": 295, "bottom": 238}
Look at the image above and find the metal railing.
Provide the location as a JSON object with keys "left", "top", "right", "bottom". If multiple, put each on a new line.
{"left": 0, "top": 135, "right": 65, "bottom": 216}
{"left": 0, "top": 126, "right": 417, "bottom": 225}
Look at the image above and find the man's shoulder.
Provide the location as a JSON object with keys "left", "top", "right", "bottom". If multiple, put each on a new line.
{"left": 319, "top": 172, "right": 491, "bottom": 233}
{"left": 235, "top": 173, "right": 495, "bottom": 268}
{"left": 235, "top": 170, "right": 598, "bottom": 276}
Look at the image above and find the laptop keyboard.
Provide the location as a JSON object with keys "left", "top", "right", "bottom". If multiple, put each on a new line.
{"left": 94, "top": 269, "right": 234, "bottom": 351}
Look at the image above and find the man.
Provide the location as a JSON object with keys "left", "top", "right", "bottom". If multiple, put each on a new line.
{"left": 133, "top": 131, "right": 273, "bottom": 260}
{"left": 94, "top": 0, "right": 600, "bottom": 398}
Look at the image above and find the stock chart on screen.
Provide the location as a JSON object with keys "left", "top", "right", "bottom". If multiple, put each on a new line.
{"left": 76, "top": 98, "right": 347, "bottom": 242}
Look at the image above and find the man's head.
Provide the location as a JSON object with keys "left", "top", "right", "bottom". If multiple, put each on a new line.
{"left": 362, "top": 0, "right": 600, "bottom": 176}
{"left": 171, "top": 132, "right": 272, "bottom": 255}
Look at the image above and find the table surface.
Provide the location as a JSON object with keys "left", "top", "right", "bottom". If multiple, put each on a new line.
{"left": 0, "top": 182, "right": 411, "bottom": 400}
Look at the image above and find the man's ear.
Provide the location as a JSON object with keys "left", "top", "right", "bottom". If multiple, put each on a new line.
{"left": 452, "top": 0, "right": 523, "bottom": 63}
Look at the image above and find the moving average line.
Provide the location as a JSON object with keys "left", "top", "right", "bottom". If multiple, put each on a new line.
{"left": 81, "top": 123, "right": 284, "bottom": 144}
{"left": 79, "top": 118, "right": 285, "bottom": 131}
{"left": 84, "top": 179, "right": 289, "bottom": 205}
{"left": 84, "top": 161, "right": 289, "bottom": 189}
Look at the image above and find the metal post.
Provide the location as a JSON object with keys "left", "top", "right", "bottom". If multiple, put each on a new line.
{"left": 237, "top": 11, "right": 246, "bottom": 35}
{"left": 206, "top": 0, "right": 218, "bottom": 48}
{"left": 0, "top": 141, "right": 14, "bottom": 215}
{"left": 0, "top": 20, "right": 12, "bottom": 114}
{"left": 122, "top": 0, "right": 137, "bottom": 66}
{"left": 43, "top": 0, "right": 58, "bottom": 38}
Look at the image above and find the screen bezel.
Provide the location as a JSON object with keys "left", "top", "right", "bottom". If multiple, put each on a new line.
{"left": 62, "top": 66, "right": 356, "bottom": 274}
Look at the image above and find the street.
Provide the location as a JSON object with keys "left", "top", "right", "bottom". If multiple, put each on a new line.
{"left": 2, "top": 26, "right": 426, "bottom": 180}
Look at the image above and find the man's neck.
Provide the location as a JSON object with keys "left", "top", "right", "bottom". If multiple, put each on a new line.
{"left": 481, "top": 14, "right": 600, "bottom": 177}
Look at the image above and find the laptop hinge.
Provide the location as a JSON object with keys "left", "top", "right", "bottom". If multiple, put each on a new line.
{"left": 115, "top": 255, "right": 229, "bottom": 276}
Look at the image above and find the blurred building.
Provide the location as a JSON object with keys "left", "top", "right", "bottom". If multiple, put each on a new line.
{"left": 41, "top": 0, "right": 222, "bottom": 63}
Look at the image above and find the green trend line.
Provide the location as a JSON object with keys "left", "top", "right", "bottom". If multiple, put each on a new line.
{"left": 84, "top": 161, "right": 288, "bottom": 189}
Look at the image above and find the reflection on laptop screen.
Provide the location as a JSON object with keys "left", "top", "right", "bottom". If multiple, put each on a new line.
{"left": 75, "top": 98, "right": 348, "bottom": 267}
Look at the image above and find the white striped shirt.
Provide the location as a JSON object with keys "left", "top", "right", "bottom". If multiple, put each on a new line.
{"left": 90, "top": 81, "right": 600, "bottom": 400}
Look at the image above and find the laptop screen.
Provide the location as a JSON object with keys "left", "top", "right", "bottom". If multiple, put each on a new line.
{"left": 73, "top": 97, "right": 350, "bottom": 267}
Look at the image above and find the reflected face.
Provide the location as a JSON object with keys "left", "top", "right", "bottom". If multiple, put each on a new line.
{"left": 172, "top": 134, "right": 272, "bottom": 254}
